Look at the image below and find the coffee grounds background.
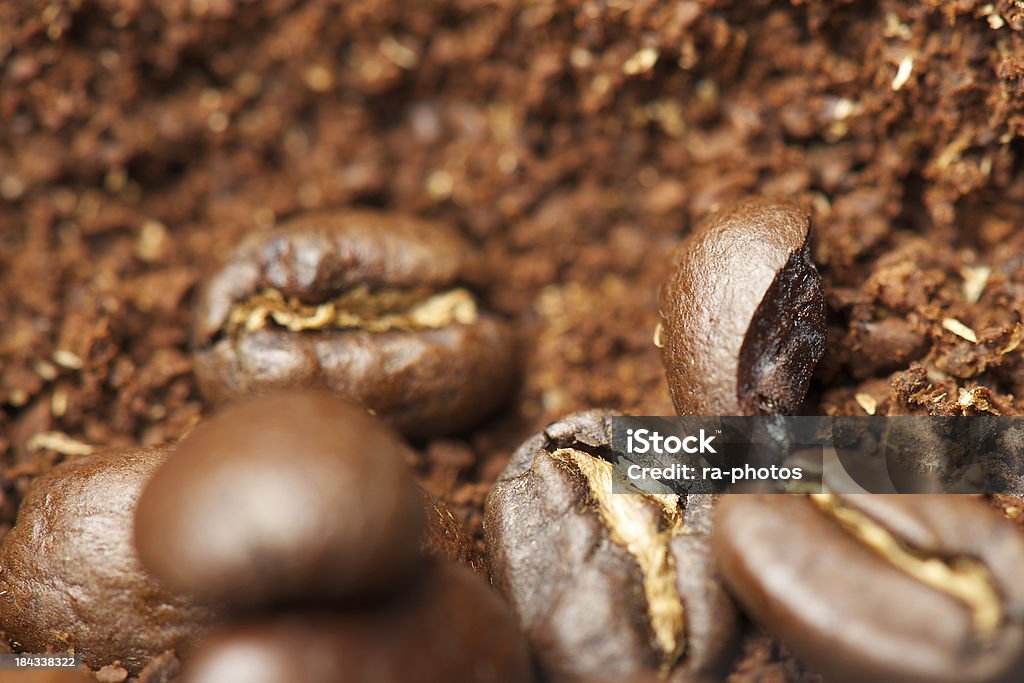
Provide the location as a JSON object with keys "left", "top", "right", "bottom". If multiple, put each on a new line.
{"left": 2, "top": 1, "right": 1024, "bottom": 679}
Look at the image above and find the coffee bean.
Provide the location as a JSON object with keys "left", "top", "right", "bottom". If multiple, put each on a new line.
{"left": 659, "top": 197, "right": 827, "bottom": 415}
{"left": 134, "top": 390, "right": 425, "bottom": 608}
{"left": 191, "top": 210, "right": 517, "bottom": 438}
{"left": 181, "top": 562, "right": 535, "bottom": 683}
{"left": 485, "top": 411, "right": 738, "bottom": 682}
{"left": 713, "top": 494, "right": 1024, "bottom": 683}
{"left": 421, "top": 490, "right": 487, "bottom": 577}
{"left": 0, "top": 447, "right": 216, "bottom": 674}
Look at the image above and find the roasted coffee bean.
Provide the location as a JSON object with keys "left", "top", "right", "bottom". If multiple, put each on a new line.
{"left": 134, "top": 390, "right": 425, "bottom": 608}
{"left": 659, "top": 197, "right": 827, "bottom": 415}
{"left": 191, "top": 210, "right": 517, "bottom": 438}
{"left": 485, "top": 412, "right": 738, "bottom": 682}
{"left": 181, "top": 562, "right": 534, "bottom": 683}
{"left": 713, "top": 494, "right": 1024, "bottom": 683}
{"left": 421, "top": 490, "right": 487, "bottom": 577}
{"left": 0, "top": 447, "right": 216, "bottom": 674}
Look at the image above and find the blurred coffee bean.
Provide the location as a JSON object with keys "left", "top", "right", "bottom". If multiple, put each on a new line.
{"left": 421, "top": 490, "right": 487, "bottom": 576}
{"left": 181, "top": 562, "right": 534, "bottom": 683}
{"left": 485, "top": 412, "right": 738, "bottom": 682}
{"left": 659, "top": 197, "right": 827, "bottom": 415}
{"left": 0, "top": 447, "right": 216, "bottom": 674}
{"left": 191, "top": 210, "right": 517, "bottom": 438}
{"left": 134, "top": 391, "right": 425, "bottom": 608}
{"left": 713, "top": 494, "right": 1024, "bottom": 683}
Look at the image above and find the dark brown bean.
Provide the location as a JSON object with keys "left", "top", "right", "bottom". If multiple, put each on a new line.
{"left": 181, "top": 562, "right": 535, "bottom": 683}
{"left": 0, "top": 447, "right": 216, "bottom": 674}
{"left": 191, "top": 209, "right": 517, "bottom": 438}
{"left": 484, "top": 412, "right": 738, "bottom": 682}
{"left": 134, "top": 390, "right": 425, "bottom": 608}
{"left": 713, "top": 494, "right": 1024, "bottom": 683}
{"left": 658, "top": 197, "right": 827, "bottom": 415}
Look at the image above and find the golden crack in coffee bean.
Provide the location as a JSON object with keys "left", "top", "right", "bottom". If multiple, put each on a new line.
{"left": 226, "top": 286, "right": 478, "bottom": 335}
{"left": 809, "top": 493, "right": 1002, "bottom": 638}
{"left": 550, "top": 447, "right": 686, "bottom": 667}
{"left": 485, "top": 411, "right": 737, "bottom": 682}
{"left": 713, "top": 494, "right": 1024, "bottom": 683}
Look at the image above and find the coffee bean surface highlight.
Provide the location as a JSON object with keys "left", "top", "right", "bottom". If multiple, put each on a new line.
{"left": 134, "top": 390, "right": 425, "bottom": 608}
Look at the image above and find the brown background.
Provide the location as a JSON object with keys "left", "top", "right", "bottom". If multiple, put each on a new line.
{"left": 3, "top": 1, "right": 1024, "bottom": 678}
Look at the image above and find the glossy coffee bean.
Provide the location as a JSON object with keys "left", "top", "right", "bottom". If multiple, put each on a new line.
{"left": 0, "top": 447, "right": 216, "bottom": 674}
{"left": 181, "top": 562, "right": 534, "bottom": 683}
{"left": 134, "top": 391, "right": 425, "bottom": 608}
{"left": 659, "top": 197, "right": 827, "bottom": 415}
{"left": 485, "top": 412, "right": 738, "bottom": 682}
{"left": 191, "top": 210, "right": 517, "bottom": 438}
{"left": 713, "top": 494, "right": 1024, "bottom": 683}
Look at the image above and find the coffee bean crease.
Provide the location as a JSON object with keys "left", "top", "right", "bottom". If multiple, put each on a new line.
{"left": 223, "top": 286, "right": 478, "bottom": 336}
{"left": 811, "top": 493, "right": 1002, "bottom": 638}
{"left": 550, "top": 447, "right": 686, "bottom": 668}
{"left": 486, "top": 412, "right": 738, "bottom": 681}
